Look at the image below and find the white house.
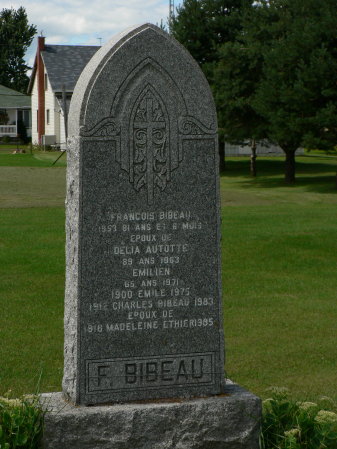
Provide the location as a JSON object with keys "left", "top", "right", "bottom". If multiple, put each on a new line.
{"left": 28, "top": 36, "right": 99, "bottom": 147}
{"left": 28, "top": 36, "right": 302, "bottom": 156}
{"left": 0, "top": 84, "right": 31, "bottom": 139}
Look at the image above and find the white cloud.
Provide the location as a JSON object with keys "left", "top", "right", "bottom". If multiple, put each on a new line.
{"left": 1, "top": 0, "right": 182, "bottom": 72}
{"left": 1, "top": 0, "right": 173, "bottom": 43}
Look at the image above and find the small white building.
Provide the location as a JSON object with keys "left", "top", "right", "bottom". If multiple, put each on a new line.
{"left": 28, "top": 37, "right": 99, "bottom": 148}
{"left": 225, "top": 141, "right": 304, "bottom": 156}
{"left": 0, "top": 84, "right": 31, "bottom": 139}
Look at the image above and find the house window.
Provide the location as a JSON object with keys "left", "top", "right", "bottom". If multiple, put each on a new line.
{"left": 24, "top": 110, "right": 31, "bottom": 128}
{"left": 18, "top": 110, "right": 31, "bottom": 128}
{"left": 46, "top": 109, "right": 50, "bottom": 125}
{"left": 45, "top": 74, "right": 48, "bottom": 90}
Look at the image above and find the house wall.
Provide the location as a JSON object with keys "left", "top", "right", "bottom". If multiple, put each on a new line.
{"left": 44, "top": 72, "right": 56, "bottom": 140}
{"left": 31, "top": 75, "right": 39, "bottom": 145}
{"left": 31, "top": 68, "right": 63, "bottom": 146}
{"left": 55, "top": 95, "right": 69, "bottom": 149}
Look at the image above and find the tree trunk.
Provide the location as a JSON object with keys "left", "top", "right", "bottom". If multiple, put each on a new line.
{"left": 284, "top": 150, "right": 296, "bottom": 184}
{"left": 250, "top": 139, "right": 257, "bottom": 177}
{"left": 218, "top": 135, "right": 225, "bottom": 172}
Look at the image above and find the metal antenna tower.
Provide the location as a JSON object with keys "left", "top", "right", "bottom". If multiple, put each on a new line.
{"left": 169, "top": 0, "right": 175, "bottom": 34}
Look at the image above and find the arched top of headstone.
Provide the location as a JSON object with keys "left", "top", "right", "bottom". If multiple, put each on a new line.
{"left": 68, "top": 23, "right": 217, "bottom": 138}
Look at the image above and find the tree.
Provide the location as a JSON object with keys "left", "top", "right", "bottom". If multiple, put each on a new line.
{"left": 213, "top": 39, "right": 268, "bottom": 176}
{"left": 0, "top": 7, "right": 36, "bottom": 93}
{"left": 247, "top": 0, "right": 337, "bottom": 183}
{"left": 171, "top": 0, "right": 253, "bottom": 171}
{"left": 213, "top": 0, "right": 337, "bottom": 183}
{"left": 172, "top": 0, "right": 251, "bottom": 66}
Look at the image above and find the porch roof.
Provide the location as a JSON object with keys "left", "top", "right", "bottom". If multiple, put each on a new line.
{"left": 0, "top": 85, "right": 31, "bottom": 109}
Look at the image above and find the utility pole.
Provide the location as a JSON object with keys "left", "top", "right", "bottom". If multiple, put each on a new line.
{"left": 169, "top": 0, "right": 175, "bottom": 34}
{"left": 51, "top": 86, "right": 68, "bottom": 165}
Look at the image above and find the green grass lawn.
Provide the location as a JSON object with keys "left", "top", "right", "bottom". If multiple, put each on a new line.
{"left": 0, "top": 149, "right": 66, "bottom": 168}
{"left": 221, "top": 156, "right": 337, "bottom": 401}
{"left": 0, "top": 152, "right": 336, "bottom": 402}
{"left": 0, "top": 208, "right": 65, "bottom": 394}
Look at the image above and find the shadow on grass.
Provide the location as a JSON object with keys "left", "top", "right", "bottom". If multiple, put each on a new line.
{"left": 222, "top": 158, "right": 336, "bottom": 176}
{"left": 220, "top": 158, "right": 337, "bottom": 194}
{"left": 239, "top": 175, "right": 337, "bottom": 194}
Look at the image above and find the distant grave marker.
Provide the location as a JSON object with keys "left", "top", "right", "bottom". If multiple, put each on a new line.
{"left": 63, "top": 23, "right": 225, "bottom": 405}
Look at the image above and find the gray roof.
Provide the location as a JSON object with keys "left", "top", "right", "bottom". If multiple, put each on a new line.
{"left": 41, "top": 45, "right": 100, "bottom": 93}
{"left": 0, "top": 84, "right": 31, "bottom": 109}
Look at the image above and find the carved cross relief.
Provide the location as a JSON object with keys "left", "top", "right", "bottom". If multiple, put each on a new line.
{"left": 80, "top": 67, "right": 215, "bottom": 205}
{"left": 131, "top": 86, "right": 169, "bottom": 205}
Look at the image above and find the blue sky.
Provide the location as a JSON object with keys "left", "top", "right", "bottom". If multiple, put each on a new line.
{"left": 2, "top": 0, "right": 182, "bottom": 67}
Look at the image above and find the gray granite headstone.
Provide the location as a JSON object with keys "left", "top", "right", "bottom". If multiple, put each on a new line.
{"left": 63, "top": 23, "right": 225, "bottom": 405}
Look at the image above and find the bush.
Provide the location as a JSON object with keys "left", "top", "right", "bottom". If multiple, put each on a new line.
{"left": 1, "top": 135, "right": 10, "bottom": 144}
{"left": 260, "top": 388, "right": 337, "bottom": 449}
{"left": 0, "top": 393, "right": 44, "bottom": 449}
{"left": 30, "top": 143, "right": 55, "bottom": 152}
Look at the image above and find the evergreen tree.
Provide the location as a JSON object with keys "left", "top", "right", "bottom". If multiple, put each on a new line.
{"left": 248, "top": 0, "right": 337, "bottom": 183}
{"left": 213, "top": 39, "right": 267, "bottom": 176}
{"left": 0, "top": 7, "right": 36, "bottom": 93}
{"left": 213, "top": 0, "right": 337, "bottom": 183}
{"left": 171, "top": 0, "right": 253, "bottom": 171}
{"left": 172, "top": 0, "right": 251, "bottom": 68}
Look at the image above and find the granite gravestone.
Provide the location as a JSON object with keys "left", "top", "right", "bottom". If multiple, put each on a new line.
{"left": 63, "top": 23, "right": 225, "bottom": 405}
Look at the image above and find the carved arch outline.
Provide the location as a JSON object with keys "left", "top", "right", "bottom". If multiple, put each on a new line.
{"left": 110, "top": 57, "right": 187, "bottom": 118}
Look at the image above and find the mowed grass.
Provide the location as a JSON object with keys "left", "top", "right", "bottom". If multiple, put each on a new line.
{"left": 221, "top": 156, "right": 337, "bottom": 401}
{"left": 0, "top": 152, "right": 66, "bottom": 394}
{"left": 0, "top": 151, "right": 66, "bottom": 208}
{"left": 0, "top": 148, "right": 67, "bottom": 168}
{"left": 0, "top": 208, "right": 65, "bottom": 394}
{"left": 0, "top": 152, "right": 336, "bottom": 401}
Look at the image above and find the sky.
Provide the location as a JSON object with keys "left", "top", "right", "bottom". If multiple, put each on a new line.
{"left": 2, "top": 0, "right": 182, "bottom": 68}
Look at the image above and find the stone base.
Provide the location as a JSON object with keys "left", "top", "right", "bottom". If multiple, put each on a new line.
{"left": 41, "top": 381, "right": 261, "bottom": 449}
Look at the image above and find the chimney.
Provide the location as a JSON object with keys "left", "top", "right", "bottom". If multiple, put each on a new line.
{"left": 38, "top": 35, "right": 45, "bottom": 52}
{"left": 37, "top": 36, "right": 45, "bottom": 144}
